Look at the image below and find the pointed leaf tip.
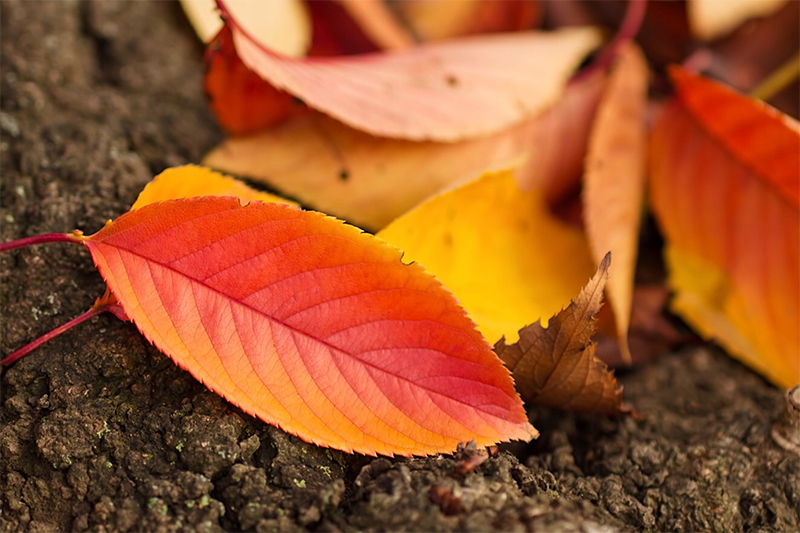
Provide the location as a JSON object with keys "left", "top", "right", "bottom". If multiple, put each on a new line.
{"left": 496, "top": 255, "right": 627, "bottom": 415}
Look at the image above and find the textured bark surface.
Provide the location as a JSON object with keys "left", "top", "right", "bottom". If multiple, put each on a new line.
{"left": 1, "top": 2, "right": 798, "bottom": 532}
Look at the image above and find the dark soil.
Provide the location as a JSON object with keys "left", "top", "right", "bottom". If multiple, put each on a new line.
{"left": 1, "top": 2, "right": 798, "bottom": 532}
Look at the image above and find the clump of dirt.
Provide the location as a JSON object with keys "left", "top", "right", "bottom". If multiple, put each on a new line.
{"left": 1, "top": 2, "right": 798, "bottom": 532}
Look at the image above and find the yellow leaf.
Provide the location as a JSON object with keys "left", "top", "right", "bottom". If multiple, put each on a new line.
{"left": 132, "top": 165, "right": 295, "bottom": 210}
{"left": 377, "top": 170, "right": 595, "bottom": 345}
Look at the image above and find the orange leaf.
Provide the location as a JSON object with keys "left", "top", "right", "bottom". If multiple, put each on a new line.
{"left": 80, "top": 197, "right": 535, "bottom": 455}
{"left": 219, "top": 0, "right": 600, "bottom": 141}
{"left": 495, "top": 254, "right": 627, "bottom": 414}
{"left": 203, "top": 70, "right": 606, "bottom": 230}
{"left": 650, "top": 67, "right": 800, "bottom": 389}
{"left": 583, "top": 43, "right": 649, "bottom": 362}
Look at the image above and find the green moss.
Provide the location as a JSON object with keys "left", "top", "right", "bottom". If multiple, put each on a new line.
{"left": 96, "top": 421, "right": 110, "bottom": 439}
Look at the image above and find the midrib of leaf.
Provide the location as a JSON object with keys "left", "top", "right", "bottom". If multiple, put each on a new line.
{"left": 89, "top": 236, "right": 515, "bottom": 425}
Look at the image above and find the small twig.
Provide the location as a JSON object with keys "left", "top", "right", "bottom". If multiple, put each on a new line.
{"left": 750, "top": 52, "right": 800, "bottom": 102}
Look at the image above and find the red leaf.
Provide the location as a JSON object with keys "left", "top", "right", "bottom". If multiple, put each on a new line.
{"left": 205, "top": 26, "right": 305, "bottom": 135}
{"left": 81, "top": 197, "right": 535, "bottom": 455}
{"left": 669, "top": 67, "right": 798, "bottom": 205}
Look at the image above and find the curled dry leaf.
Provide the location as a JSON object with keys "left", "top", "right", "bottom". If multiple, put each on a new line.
{"left": 377, "top": 170, "right": 595, "bottom": 345}
{"left": 687, "top": 0, "right": 788, "bottom": 41}
{"left": 495, "top": 253, "right": 627, "bottom": 415}
{"left": 219, "top": 0, "right": 600, "bottom": 142}
{"left": 203, "top": 70, "right": 606, "bottom": 230}
{"left": 650, "top": 67, "right": 799, "bottom": 389}
{"left": 80, "top": 197, "right": 535, "bottom": 455}
{"left": 583, "top": 42, "right": 649, "bottom": 362}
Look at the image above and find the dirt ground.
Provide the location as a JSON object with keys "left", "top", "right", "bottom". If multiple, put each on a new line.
{"left": 1, "top": 2, "right": 798, "bottom": 532}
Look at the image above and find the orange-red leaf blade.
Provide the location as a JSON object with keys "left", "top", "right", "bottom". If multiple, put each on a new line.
{"left": 650, "top": 68, "right": 800, "bottom": 389}
{"left": 82, "top": 198, "right": 535, "bottom": 455}
{"left": 669, "top": 66, "right": 799, "bottom": 205}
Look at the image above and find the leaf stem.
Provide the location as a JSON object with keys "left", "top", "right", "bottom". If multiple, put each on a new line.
{"left": 580, "top": 0, "right": 648, "bottom": 79}
{"left": 0, "top": 232, "right": 83, "bottom": 253}
{"left": 1, "top": 306, "right": 108, "bottom": 365}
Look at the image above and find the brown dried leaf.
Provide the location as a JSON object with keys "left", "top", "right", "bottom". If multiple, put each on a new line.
{"left": 495, "top": 253, "right": 626, "bottom": 415}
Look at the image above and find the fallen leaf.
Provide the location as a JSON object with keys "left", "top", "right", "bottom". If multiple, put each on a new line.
{"left": 650, "top": 67, "right": 799, "bottom": 389}
{"left": 495, "top": 253, "right": 626, "bottom": 414}
{"left": 376, "top": 170, "right": 596, "bottom": 345}
{"left": 204, "top": 0, "right": 402, "bottom": 135}
{"left": 203, "top": 69, "right": 606, "bottom": 230}
{"left": 131, "top": 165, "right": 293, "bottom": 210}
{"left": 394, "top": 0, "right": 541, "bottom": 41}
{"left": 583, "top": 42, "right": 649, "bottom": 362}
{"left": 205, "top": 26, "right": 306, "bottom": 135}
{"left": 181, "top": 0, "right": 310, "bottom": 54}
{"left": 687, "top": 0, "right": 788, "bottom": 41}
{"left": 80, "top": 197, "right": 535, "bottom": 455}
{"left": 219, "top": 0, "right": 600, "bottom": 141}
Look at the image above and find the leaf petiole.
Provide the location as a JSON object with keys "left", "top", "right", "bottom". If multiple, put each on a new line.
{"left": 0, "top": 231, "right": 84, "bottom": 253}
{"left": 1, "top": 305, "right": 111, "bottom": 365}
{"left": 0, "top": 231, "right": 123, "bottom": 365}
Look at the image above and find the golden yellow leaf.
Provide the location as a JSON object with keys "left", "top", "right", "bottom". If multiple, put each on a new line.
{"left": 376, "top": 170, "right": 595, "bottom": 345}
{"left": 132, "top": 165, "right": 295, "bottom": 210}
